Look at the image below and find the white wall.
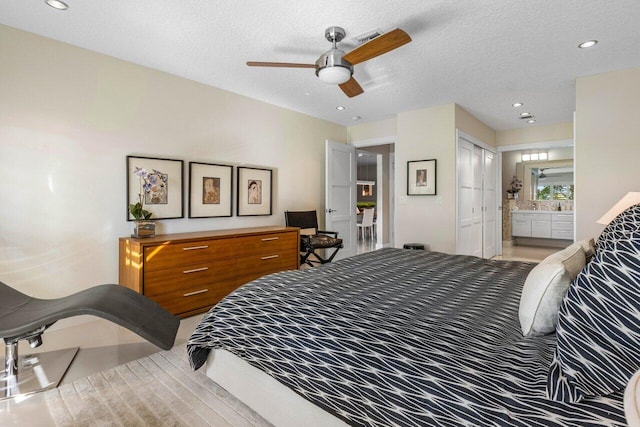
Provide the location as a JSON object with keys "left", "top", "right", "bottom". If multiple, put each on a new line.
{"left": 0, "top": 25, "right": 346, "bottom": 300}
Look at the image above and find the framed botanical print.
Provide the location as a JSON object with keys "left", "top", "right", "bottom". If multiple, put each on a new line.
{"left": 126, "top": 155, "right": 184, "bottom": 220}
{"left": 188, "top": 162, "right": 233, "bottom": 218}
{"left": 237, "top": 166, "right": 272, "bottom": 216}
{"left": 407, "top": 159, "right": 437, "bottom": 195}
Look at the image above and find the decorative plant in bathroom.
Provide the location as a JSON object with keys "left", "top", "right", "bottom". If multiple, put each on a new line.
{"left": 507, "top": 176, "right": 523, "bottom": 195}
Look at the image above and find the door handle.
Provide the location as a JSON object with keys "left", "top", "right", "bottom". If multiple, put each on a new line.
{"left": 326, "top": 208, "right": 336, "bottom": 213}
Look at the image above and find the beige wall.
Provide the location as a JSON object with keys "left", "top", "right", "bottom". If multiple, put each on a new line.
{"left": 396, "top": 103, "right": 457, "bottom": 252}
{"left": 347, "top": 117, "right": 397, "bottom": 143}
{"left": 455, "top": 105, "right": 496, "bottom": 147}
{"left": 496, "top": 122, "right": 573, "bottom": 146}
{"left": 0, "top": 25, "right": 346, "bottom": 301}
{"left": 575, "top": 67, "right": 640, "bottom": 240}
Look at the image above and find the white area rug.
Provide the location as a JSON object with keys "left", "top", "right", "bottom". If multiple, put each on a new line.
{"left": 44, "top": 345, "right": 272, "bottom": 427}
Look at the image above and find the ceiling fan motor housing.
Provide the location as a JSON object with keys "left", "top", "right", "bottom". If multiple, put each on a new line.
{"left": 315, "top": 49, "right": 353, "bottom": 83}
{"left": 315, "top": 26, "right": 353, "bottom": 84}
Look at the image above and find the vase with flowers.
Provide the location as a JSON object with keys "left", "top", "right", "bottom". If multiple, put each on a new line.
{"left": 129, "top": 167, "right": 167, "bottom": 238}
{"left": 507, "top": 176, "right": 523, "bottom": 200}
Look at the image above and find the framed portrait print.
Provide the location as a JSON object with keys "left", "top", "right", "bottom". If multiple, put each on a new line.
{"left": 126, "top": 155, "right": 184, "bottom": 220}
{"left": 407, "top": 159, "right": 437, "bottom": 195}
{"left": 188, "top": 162, "right": 233, "bottom": 218}
{"left": 237, "top": 166, "right": 272, "bottom": 216}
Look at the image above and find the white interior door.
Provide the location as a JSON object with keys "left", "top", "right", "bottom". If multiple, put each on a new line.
{"left": 483, "top": 150, "right": 497, "bottom": 258}
{"left": 325, "top": 140, "right": 357, "bottom": 260}
{"left": 457, "top": 132, "right": 497, "bottom": 259}
{"left": 457, "top": 139, "right": 473, "bottom": 255}
{"left": 471, "top": 146, "right": 483, "bottom": 258}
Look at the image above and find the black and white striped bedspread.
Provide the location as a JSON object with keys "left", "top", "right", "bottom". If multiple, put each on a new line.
{"left": 187, "top": 248, "right": 625, "bottom": 426}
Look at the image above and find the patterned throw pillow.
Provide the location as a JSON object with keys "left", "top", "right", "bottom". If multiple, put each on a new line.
{"left": 547, "top": 231, "right": 640, "bottom": 402}
{"left": 595, "top": 203, "right": 640, "bottom": 253}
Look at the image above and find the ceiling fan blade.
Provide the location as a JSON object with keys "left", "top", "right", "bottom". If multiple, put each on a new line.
{"left": 343, "top": 28, "right": 411, "bottom": 65}
{"left": 246, "top": 61, "right": 316, "bottom": 68}
{"left": 339, "top": 77, "right": 364, "bottom": 98}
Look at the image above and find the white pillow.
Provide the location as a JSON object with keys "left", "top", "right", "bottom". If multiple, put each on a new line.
{"left": 519, "top": 243, "right": 586, "bottom": 337}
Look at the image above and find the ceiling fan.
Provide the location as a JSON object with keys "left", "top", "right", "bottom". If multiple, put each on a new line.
{"left": 247, "top": 26, "right": 412, "bottom": 98}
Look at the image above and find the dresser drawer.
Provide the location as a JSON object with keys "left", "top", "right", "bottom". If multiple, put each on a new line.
{"left": 144, "top": 239, "right": 232, "bottom": 272}
{"left": 234, "top": 232, "right": 298, "bottom": 257}
{"left": 147, "top": 279, "right": 240, "bottom": 316}
{"left": 144, "top": 259, "right": 236, "bottom": 297}
{"left": 236, "top": 252, "right": 298, "bottom": 285}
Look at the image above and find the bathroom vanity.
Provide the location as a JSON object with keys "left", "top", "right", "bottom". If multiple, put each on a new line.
{"left": 511, "top": 210, "right": 574, "bottom": 240}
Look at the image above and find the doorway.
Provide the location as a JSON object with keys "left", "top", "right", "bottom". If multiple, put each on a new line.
{"left": 497, "top": 139, "right": 575, "bottom": 256}
{"left": 352, "top": 139, "right": 395, "bottom": 254}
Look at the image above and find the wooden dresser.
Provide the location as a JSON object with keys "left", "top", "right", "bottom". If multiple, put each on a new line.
{"left": 119, "top": 226, "right": 300, "bottom": 318}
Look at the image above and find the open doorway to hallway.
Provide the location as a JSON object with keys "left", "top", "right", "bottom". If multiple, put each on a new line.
{"left": 355, "top": 143, "right": 394, "bottom": 255}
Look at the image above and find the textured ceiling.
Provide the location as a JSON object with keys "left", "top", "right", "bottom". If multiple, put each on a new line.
{"left": 1, "top": 1, "right": 640, "bottom": 130}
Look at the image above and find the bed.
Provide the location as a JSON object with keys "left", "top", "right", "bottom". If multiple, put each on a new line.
{"left": 187, "top": 246, "right": 632, "bottom": 426}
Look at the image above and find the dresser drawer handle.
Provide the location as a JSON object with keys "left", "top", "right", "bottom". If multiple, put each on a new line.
{"left": 183, "top": 245, "right": 209, "bottom": 251}
{"left": 183, "top": 289, "right": 208, "bottom": 297}
{"left": 183, "top": 267, "right": 209, "bottom": 274}
{"left": 261, "top": 237, "right": 279, "bottom": 241}
{"left": 261, "top": 254, "right": 279, "bottom": 260}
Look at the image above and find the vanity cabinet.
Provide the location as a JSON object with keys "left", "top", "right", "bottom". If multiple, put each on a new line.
{"left": 512, "top": 211, "right": 573, "bottom": 240}
{"left": 551, "top": 213, "right": 574, "bottom": 239}
{"left": 119, "top": 226, "right": 300, "bottom": 318}
{"left": 512, "top": 214, "right": 532, "bottom": 237}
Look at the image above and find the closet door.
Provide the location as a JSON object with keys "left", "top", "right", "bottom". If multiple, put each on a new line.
{"left": 471, "top": 146, "right": 483, "bottom": 257}
{"left": 457, "top": 135, "right": 497, "bottom": 259}
{"left": 457, "top": 139, "right": 474, "bottom": 255}
{"left": 483, "top": 150, "right": 497, "bottom": 258}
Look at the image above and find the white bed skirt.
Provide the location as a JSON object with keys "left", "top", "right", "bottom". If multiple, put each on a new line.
{"left": 205, "top": 349, "right": 347, "bottom": 427}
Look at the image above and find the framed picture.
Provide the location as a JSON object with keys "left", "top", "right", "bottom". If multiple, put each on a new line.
{"left": 237, "top": 166, "right": 272, "bottom": 216}
{"left": 126, "top": 155, "right": 184, "bottom": 220}
{"left": 407, "top": 159, "right": 437, "bottom": 195}
{"left": 188, "top": 162, "right": 233, "bottom": 218}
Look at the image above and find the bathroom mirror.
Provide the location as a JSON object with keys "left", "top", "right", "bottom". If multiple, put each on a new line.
{"left": 518, "top": 160, "right": 574, "bottom": 201}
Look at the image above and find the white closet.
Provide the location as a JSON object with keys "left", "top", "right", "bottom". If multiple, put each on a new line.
{"left": 457, "top": 133, "right": 497, "bottom": 259}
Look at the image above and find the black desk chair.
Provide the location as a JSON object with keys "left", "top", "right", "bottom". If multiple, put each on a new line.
{"left": 285, "top": 210, "right": 343, "bottom": 267}
{"left": 1, "top": 281, "right": 179, "bottom": 400}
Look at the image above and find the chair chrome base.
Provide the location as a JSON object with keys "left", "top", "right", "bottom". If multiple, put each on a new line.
{"left": 1, "top": 347, "right": 78, "bottom": 401}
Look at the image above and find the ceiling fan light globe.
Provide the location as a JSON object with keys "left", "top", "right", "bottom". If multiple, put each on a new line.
{"left": 318, "top": 66, "right": 352, "bottom": 84}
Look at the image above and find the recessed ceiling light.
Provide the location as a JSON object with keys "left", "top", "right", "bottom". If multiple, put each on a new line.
{"left": 45, "top": 0, "right": 69, "bottom": 10}
{"left": 352, "top": 116, "right": 361, "bottom": 121}
{"left": 578, "top": 40, "right": 598, "bottom": 49}
{"left": 527, "top": 119, "right": 536, "bottom": 124}
{"left": 520, "top": 112, "right": 531, "bottom": 117}
{"left": 512, "top": 102, "right": 523, "bottom": 108}
{"left": 336, "top": 106, "right": 345, "bottom": 111}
